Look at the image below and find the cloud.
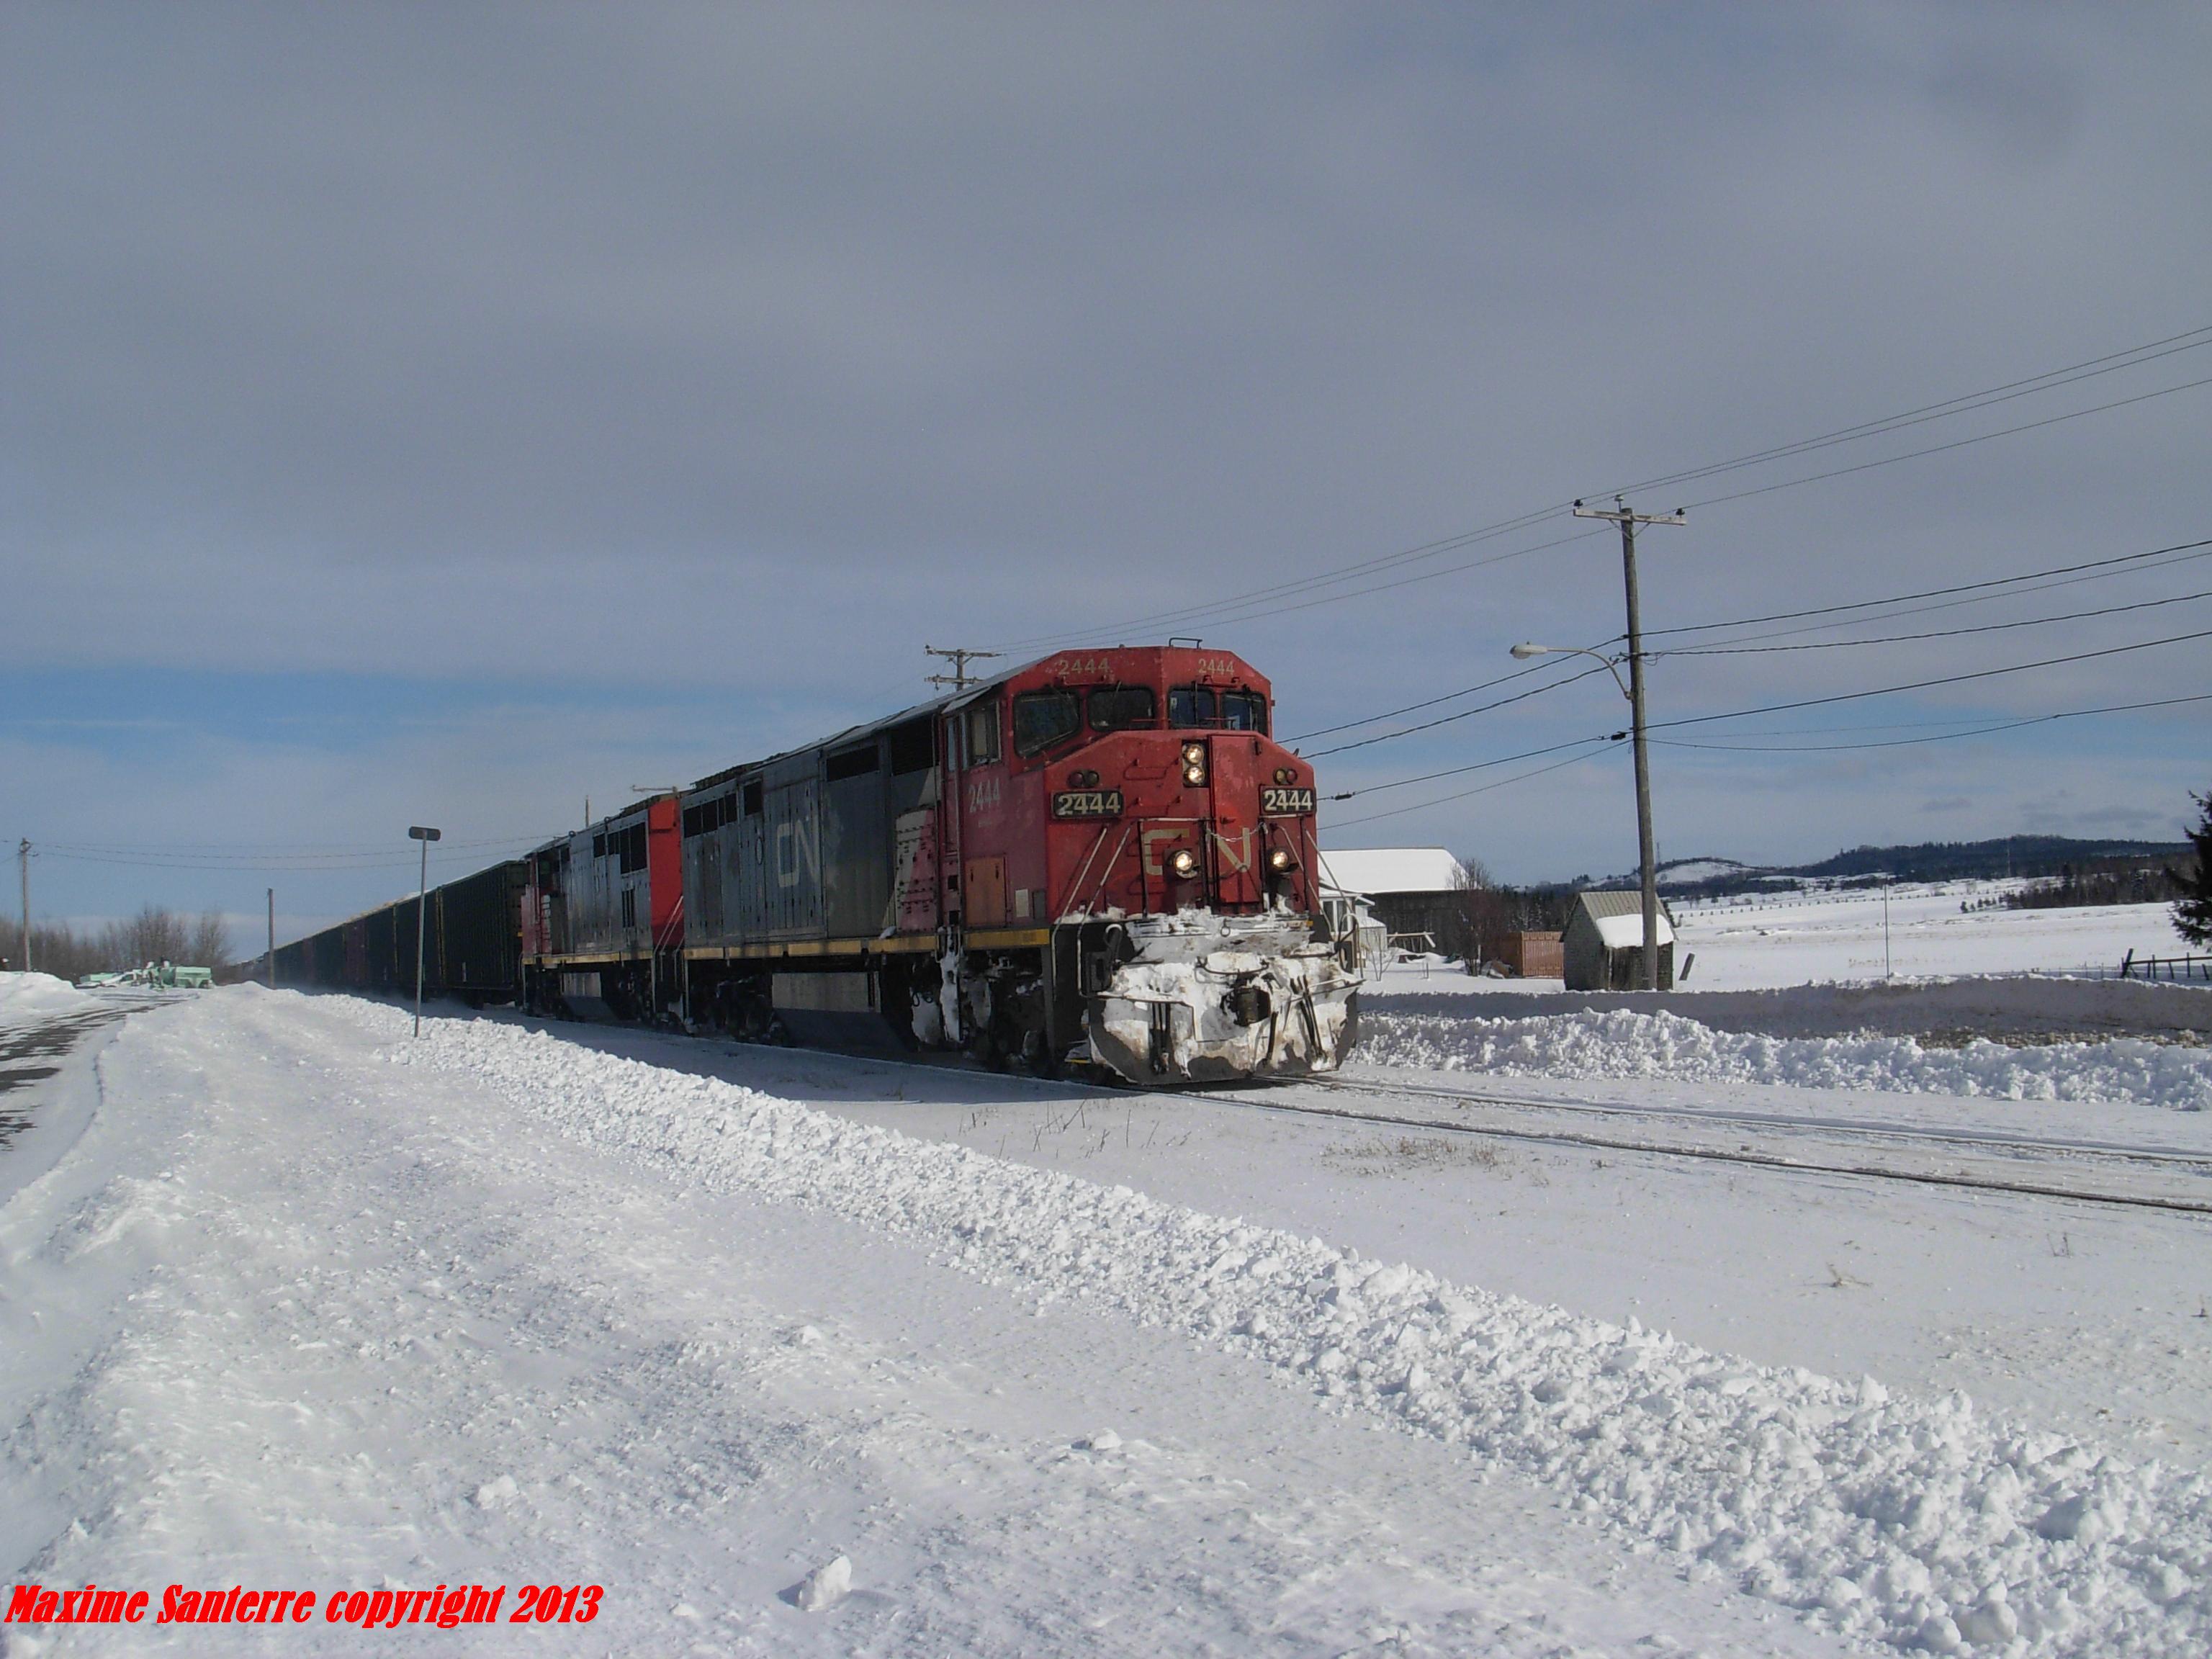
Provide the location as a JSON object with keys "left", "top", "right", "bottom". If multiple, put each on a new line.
{"left": 4, "top": 4, "right": 2208, "bottom": 909}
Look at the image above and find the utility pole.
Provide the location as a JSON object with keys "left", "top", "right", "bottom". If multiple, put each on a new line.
{"left": 925, "top": 644, "right": 1003, "bottom": 693}
{"left": 17, "top": 840, "right": 28, "bottom": 975}
{"left": 408, "top": 827, "right": 441, "bottom": 1035}
{"left": 266, "top": 888, "right": 276, "bottom": 988}
{"left": 1572, "top": 497, "right": 1686, "bottom": 992}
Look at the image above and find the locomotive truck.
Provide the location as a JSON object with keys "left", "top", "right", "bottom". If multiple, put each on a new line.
{"left": 276, "top": 645, "right": 1360, "bottom": 1083}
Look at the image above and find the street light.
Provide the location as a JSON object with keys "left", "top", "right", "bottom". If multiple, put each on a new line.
{"left": 1510, "top": 642, "right": 1632, "bottom": 701}
{"left": 408, "top": 826, "right": 441, "bottom": 1036}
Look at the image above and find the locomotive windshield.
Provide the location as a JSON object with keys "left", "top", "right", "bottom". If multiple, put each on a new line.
{"left": 1169, "top": 685, "right": 1268, "bottom": 733}
{"left": 1087, "top": 685, "right": 1157, "bottom": 732}
{"left": 1012, "top": 689, "right": 1080, "bottom": 756}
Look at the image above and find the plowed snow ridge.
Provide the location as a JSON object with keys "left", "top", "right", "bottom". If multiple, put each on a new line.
{"left": 1359, "top": 1008, "right": 2212, "bottom": 1112}
{"left": 362, "top": 1002, "right": 2212, "bottom": 1658}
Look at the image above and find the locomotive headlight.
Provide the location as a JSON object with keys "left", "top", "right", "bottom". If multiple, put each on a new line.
{"left": 1168, "top": 848, "right": 1200, "bottom": 879}
{"left": 1268, "top": 847, "right": 1293, "bottom": 872}
{"left": 1180, "top": 742, "right": 1207, "bottom": 786}
{"left": 1273, "top": 767, "right": 1295, "bottom": 785}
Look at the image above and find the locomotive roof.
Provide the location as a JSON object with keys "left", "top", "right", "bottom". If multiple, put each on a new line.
{"left": 685, "top": 644, "right": 1264, "bottom": 794}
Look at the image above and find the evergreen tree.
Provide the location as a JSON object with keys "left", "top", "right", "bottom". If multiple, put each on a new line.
{"left": 2173, "top": 788, "right": 2212, "bottom": 947}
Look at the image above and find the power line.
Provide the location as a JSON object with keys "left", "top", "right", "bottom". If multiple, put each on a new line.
{"left": 1646, "top": 624, "right": 2212, "bottom": 734}
{"left": 1658, "top": 587, "right": 2212, "bottom": 658}
{"left": 1324, "top": 688, "right": 2210, "bottom": 830}
{"left": 1642, "top": 536, "right": 2212, "bottom": 639}
{"left": 42, "top": 832, "right": 544, "bottom": 856}
{"left": 39, "top": 835, "right": 553, "bottom": 873}
{"left": 1608, "top": 325, "right": 2212, "bottom": 498}
{"left": 1651, "top": 544, "right": 2212, "bottom": 650}
{"left": 1303, "top": 660, "right": 1617, "bottom": 758}
{"left": 1647, "top": 691, "right": 2212, "bottom": 754}
{"left": 1328, "top": 744, "right": 1619, "bottom": 830}
{"left": 992, "top": 323, "right": 2212, "bottom": 653}
{"left": 1683, "top": 373, "right": 2212, "bottom": 511}
{"left": 1322, "top": 628, "right": 2212, "bottom": 806}
{"left": 1327, "top": 734, "right": 1626, "bottom": 801}
{"left": 1283, "top": 653, "right": 1579, "bottom": 743}
{"left": 1285, "top": 537, "right": 2211, "bottom": 774}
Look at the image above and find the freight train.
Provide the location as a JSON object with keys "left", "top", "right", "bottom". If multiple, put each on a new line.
{"left": 272, "top": 646, "right": 1360, "bottom": 1082}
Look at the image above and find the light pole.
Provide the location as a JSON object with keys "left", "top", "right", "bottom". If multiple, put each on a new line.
{"left": 408, "top": 826, "right": 441, "bottom": 1035}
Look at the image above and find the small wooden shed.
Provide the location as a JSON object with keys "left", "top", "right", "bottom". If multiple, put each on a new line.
{"left": 1563, "top": 891, "right": 1676, "bottom": 990}
{"left": 1499, "top": 930, "right": 1563, "bottom": 978}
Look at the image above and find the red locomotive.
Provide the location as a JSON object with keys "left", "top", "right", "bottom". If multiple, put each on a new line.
{"left": 282, "top": 645, "right": 1361, "bottom": 1083}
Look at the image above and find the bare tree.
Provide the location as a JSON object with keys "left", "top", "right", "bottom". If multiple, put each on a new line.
{"left": 20, "top": 906, "right": 234, "bottom": 981}
{"left": 110, "top": 904, "right": 190, "bottom": 966}
{"left": 186, "top": 909, "right": 232, "bottom": 969}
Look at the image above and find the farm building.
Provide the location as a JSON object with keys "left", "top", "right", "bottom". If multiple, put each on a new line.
{"left": 1563, "top": 890, "right": 1676, "bottom": 989}
{"left": 1316, "top": 848, "right": 1469, "bottom": 954}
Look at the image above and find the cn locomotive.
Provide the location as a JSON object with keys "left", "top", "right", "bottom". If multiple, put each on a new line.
{"left": 274, "top": 645, "right": 1360, "bottom": 1083}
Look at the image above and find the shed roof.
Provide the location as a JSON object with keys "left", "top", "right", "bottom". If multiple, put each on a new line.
{"left": 1316, "top": 847, "right": 1465, "bottom": 896}
{"left": 1571, "top": 889, "right": 1676, "bottom": 948}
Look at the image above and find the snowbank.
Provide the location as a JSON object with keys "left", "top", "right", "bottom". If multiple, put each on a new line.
{"left": 350, "top": 1000, "right": 2210, "bottom": 1656}
{"left": 1354, "top": 1007, "right": 2212, "bottom": 1112}
{"left": 0, "top": 971, "right": 91, "bottom": 1025}
{"left": 1366, "top": 974, "right": 2212, "bottom": 1041}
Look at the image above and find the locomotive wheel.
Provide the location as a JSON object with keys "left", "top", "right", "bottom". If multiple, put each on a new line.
{"left": 970, "top": 1018, "right": 1010, "bottom": 1073}
{"left": 1018, "top": 1025, "right": 1064, "bottom": 1080}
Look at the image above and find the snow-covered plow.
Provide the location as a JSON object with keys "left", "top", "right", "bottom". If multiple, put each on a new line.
{"left": 1084, "top": 911, "right": 1360, "bottom": 1084}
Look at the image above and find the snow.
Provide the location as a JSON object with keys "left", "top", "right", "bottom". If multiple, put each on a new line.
{"left": 4, "top": 989, "right": 1851, "bottom": 1656}
{"left": 326, "top": 1001, "right": 2212, "bottom": 1652}
{"left": 1593, "top": 908, "right": 1676, "bottom": 950}
{"left": 790, "top": 1553, "right": 853, "bottom": 1612}
{"left": 1315, "top": 846, "right": 1464, "bottom": 895}
{"left": 0, "top": 971, "right": 91, "bottom": 1025}
{"left": 1674, "top": 886, "right": 2190, "bottom": 991}
{"left": 7, "top": 984, "right": 2212, "bottom": 1655}
{"left": 1355, "top": 1007, "right": 2212, "bottom": 1111}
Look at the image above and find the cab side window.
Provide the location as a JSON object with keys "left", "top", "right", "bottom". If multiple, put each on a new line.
{"left": 963, "top": 700, "right": 1002, "bottom": 768}
{"left": 1012, "top": 689, "right": 1080, "bottom": 756}
{"left": 1169, "top": 685, "right": 1215, "bottom": 727}
{"left": 1170, "top": 685, "right": 1268, "bottom": 733}
{"left": 1221, "top": 690, "right": 1268, "bottom": 733}
{"left": 1087, "top": 685, "right": 1157, "bottom": 732}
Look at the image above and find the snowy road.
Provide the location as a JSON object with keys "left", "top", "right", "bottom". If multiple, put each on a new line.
{"left": 5, "top": 989, "right": 2211, "bottom": 1655}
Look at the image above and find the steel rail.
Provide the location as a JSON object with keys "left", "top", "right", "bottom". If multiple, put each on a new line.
{"left": 1160, "top": 1074, "right": 2212, "bottom": 1218}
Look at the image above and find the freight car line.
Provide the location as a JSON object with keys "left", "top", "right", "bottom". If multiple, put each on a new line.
{"left": 1163, "top": 1076, "right": 2212, "bottom": 1218}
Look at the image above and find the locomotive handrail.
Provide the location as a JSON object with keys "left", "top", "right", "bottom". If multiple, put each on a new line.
{"left": 1064, "top": 819, "right": 1127, "bottom": 916}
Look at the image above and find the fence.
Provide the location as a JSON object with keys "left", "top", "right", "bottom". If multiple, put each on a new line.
{"left": 2118, "top": 950, "right": 2212, "bottom": 982}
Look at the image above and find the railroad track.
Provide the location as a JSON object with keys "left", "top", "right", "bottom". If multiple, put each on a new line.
{"left": 527, "top": 1016, "right": 2212, "bottom": 1218}
{"left": 1156, "top": 1070, "right": 2212, "bottom": 1218}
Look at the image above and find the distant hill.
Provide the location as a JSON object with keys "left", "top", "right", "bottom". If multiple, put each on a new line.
{"left": 1789, "top": 837, "right": 2189, "bottom": 884}
{"left": 1581, "top": 836, "right": 2193, "bottom": 895}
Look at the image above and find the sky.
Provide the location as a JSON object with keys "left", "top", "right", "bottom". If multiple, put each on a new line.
{"left": 4, "top": 3, "right": 2209, "bottom": 948}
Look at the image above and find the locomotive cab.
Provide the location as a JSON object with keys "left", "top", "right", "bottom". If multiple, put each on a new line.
{"left": 935, "top": 646, "right": 1353, "bottom": 1081}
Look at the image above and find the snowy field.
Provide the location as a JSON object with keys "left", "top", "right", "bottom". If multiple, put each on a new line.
{"left": 1377, "top": 887, "right": 2197, "bottom": 999}
{"left": 1673, "top": 887, "right": 2193, "bottom": 992}
{"left": 3, "top": 981, "right": 2211, "bottom": 1656}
